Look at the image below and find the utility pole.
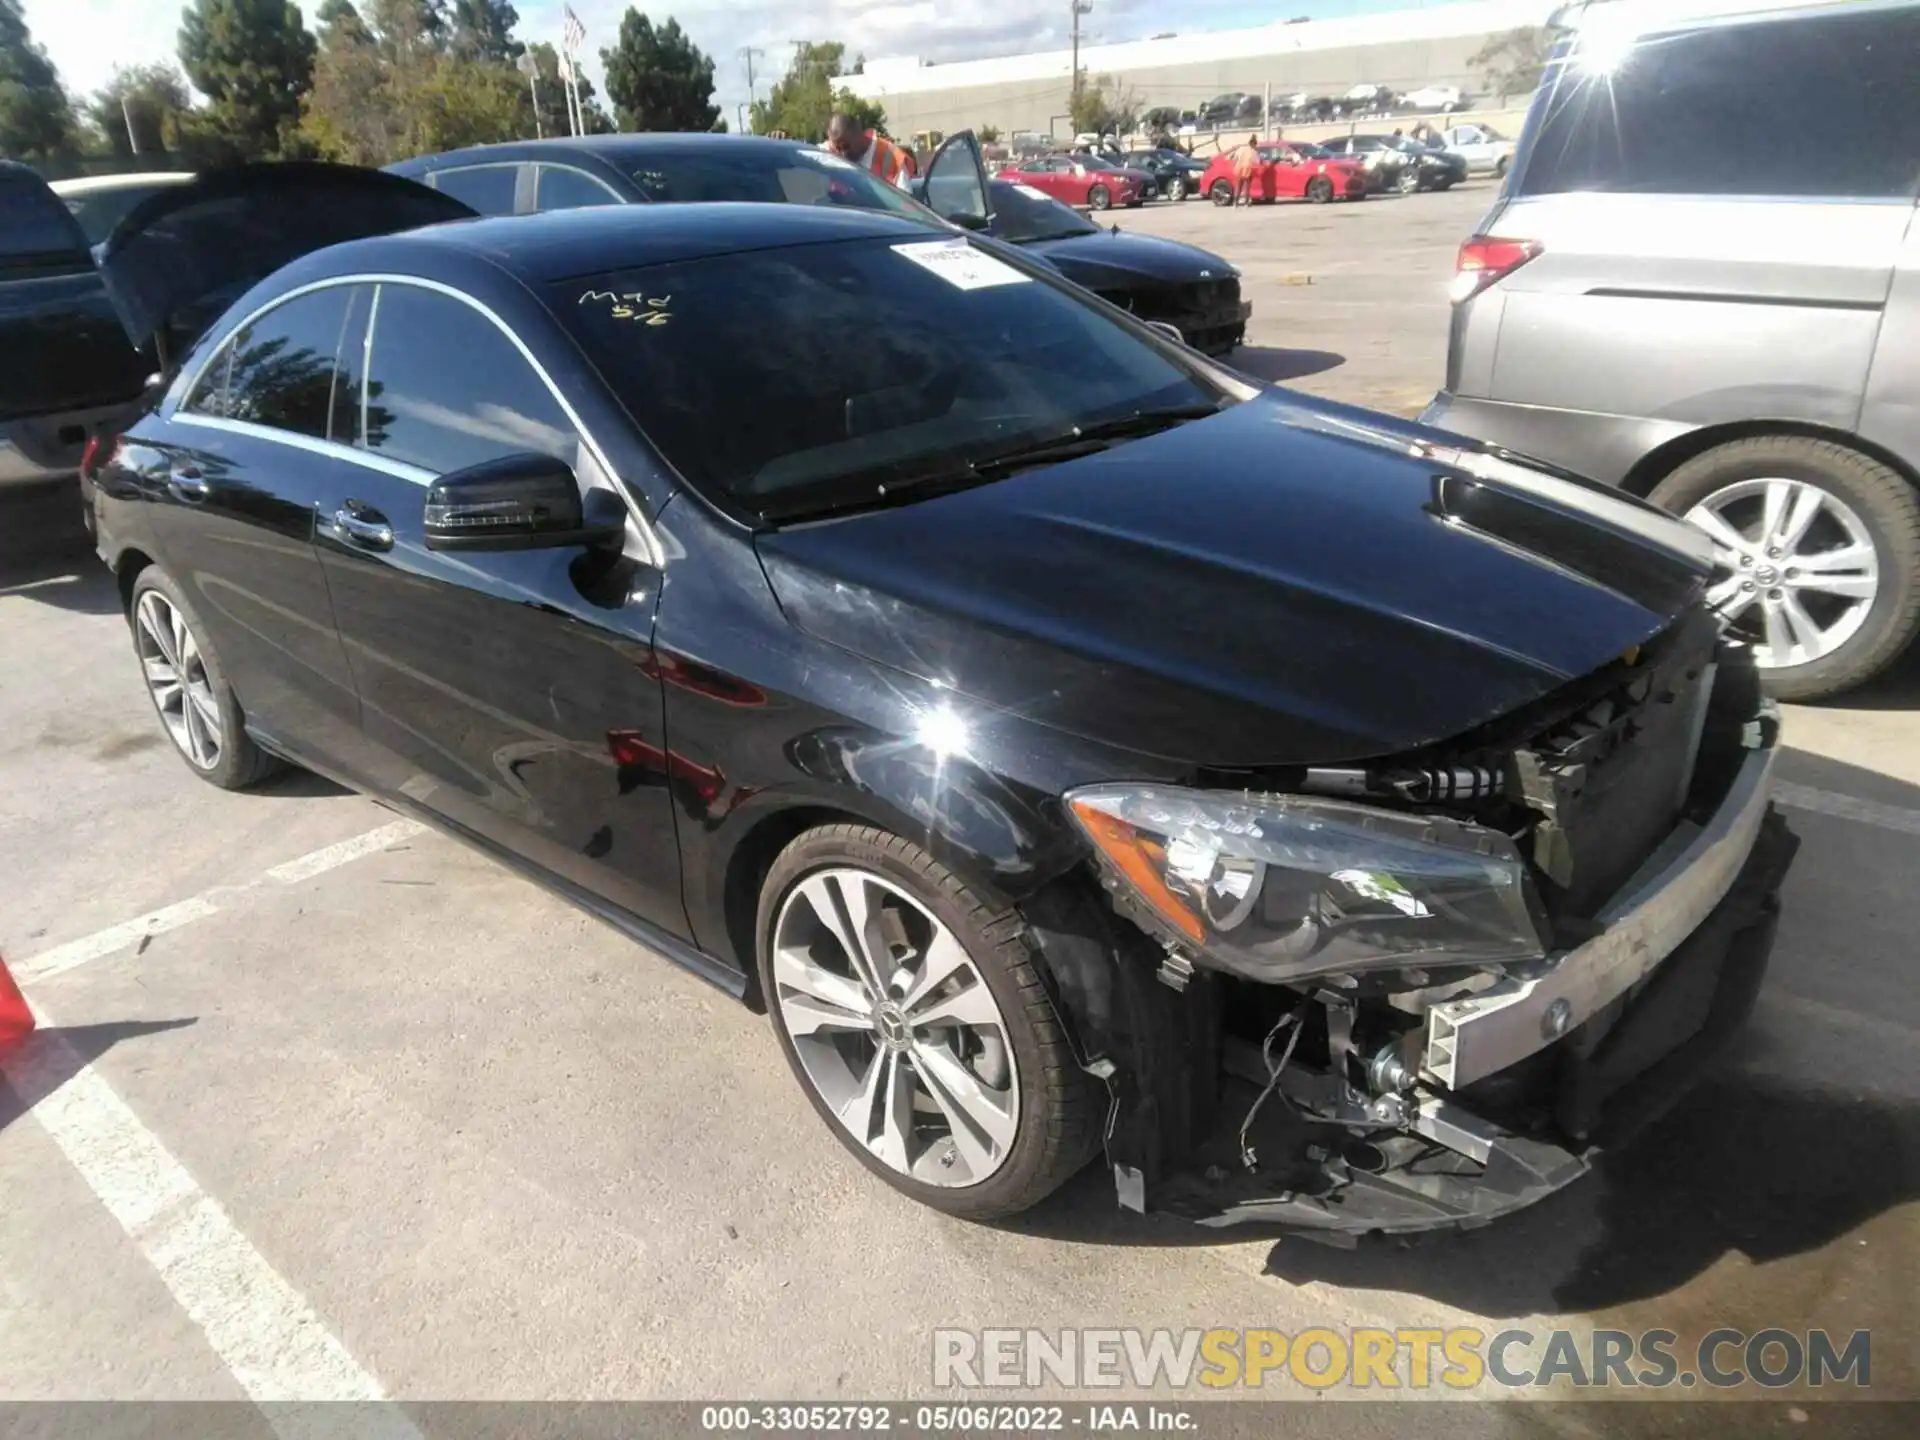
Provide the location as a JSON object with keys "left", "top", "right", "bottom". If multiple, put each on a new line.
{"left": 1070, "top": 1, "right": 1092, "bottom": 115}
{"left": 739, "top": 46, "right": 765, "bottom": 109}
{"left": 121, "top": 95, "right": 140, "bottom": 156}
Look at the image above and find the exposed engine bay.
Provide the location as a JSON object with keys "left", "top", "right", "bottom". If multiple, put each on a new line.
{"left": 1031, "top": 604, "right": 1798, "bottom": 1235}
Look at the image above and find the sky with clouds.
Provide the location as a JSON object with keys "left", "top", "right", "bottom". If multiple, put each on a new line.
{"left": 21, "top": 0, "right": 1424, "bottom": 124}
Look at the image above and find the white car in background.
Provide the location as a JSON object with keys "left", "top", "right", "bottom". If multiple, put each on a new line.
{"left": 1437, "top": 122, "right": 1516, "bottom": 176}
{"left": 1403, "top": 84, "right": 1465, "bottom": 112}
{"left": 51, "top": 170, "right": 195, "bottom": 249}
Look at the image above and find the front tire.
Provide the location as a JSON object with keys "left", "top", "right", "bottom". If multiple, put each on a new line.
{"left": 1650, "top": 436, "right": 1920, "bottom": 699}
{"left": 127, "top": 568, "right": 284, "bottom": 789}
{"left": 757, "top": 824, "right": 1101, "bottom": 1220}
{"left": 1165, "top": 175, "right": 1187, "bottom": 202}
{"left": 1306, "top": 175, "right": 1334, "bottom": 204}
{"left": 1087, "top": 183, "right": 1111, "bottom": 211}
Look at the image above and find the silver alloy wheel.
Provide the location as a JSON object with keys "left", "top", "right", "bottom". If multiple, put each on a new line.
{"left": 770, "top": 867, "right": 1019, "bottom": 1188}
{"left": 135, "top": 590, "right": 223, "bottom": 769}
{"left": 1687, "top": 477, "right": 1881, "bottom": 670}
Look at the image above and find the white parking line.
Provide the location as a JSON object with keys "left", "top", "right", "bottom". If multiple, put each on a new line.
{"left": 1, "top": 1004, "right": 419, "bottom": 1431}
{"left": 16, "top": 819, "right": 426, "bottom": 985}
{"left": 1774, "top": 780, "right": 1920, "bottom": 837}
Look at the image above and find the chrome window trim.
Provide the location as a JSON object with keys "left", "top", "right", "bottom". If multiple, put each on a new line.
{"left": 533, "top": 163, "right": 624, "bottom": 208}
{"left": 173, "top": 412, "right": 437, "bottom": 485}
{"left": 359, "top": 282, "right": 381, "bottom": 448}
{"left": 167, "top": 271, "right": 663, "bottom": 567}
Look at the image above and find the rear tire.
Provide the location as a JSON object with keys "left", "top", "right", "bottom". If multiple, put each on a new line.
{"left": 1306, "top": 176, "right": 1334, "bottom": 203}
{"left": 1649, "top": 436, "right": 1920, "bottom": 700}
{"left": 1087, "top": 183, "right": 1111, "bottom": 211}
{"left": 127, "top": 567, "right": 284, "bottom": 789}
{"left": 1494, "top": 155, "right": 1510, "bottom": 177}
{"left": 1209, "top": 179, "right": 1234, "bottom": 206}
{"left": 757, "top": 824, "right": 1102, "bottom": 1220}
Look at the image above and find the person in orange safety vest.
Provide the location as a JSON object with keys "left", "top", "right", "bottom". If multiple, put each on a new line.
{"left": 825, "top": 112, "right": 918, "bottom": 188}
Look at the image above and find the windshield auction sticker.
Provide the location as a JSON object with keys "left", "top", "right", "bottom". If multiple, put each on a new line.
{"left": 892, "top": 239, "right": 1030, "bottom": 291}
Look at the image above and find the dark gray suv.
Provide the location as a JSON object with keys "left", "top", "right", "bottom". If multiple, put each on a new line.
{"left": 1423, "top": 0, "right": 1920, "bottom": 699}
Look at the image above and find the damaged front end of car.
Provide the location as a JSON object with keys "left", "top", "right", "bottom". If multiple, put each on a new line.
{"left": 1026, "top": 607, "right": 1798, "bottom": 1236}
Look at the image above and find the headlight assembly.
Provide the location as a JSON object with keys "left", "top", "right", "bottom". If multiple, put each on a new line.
{"left": 1065, "top": 785, "right": 1548, "bottom": 986}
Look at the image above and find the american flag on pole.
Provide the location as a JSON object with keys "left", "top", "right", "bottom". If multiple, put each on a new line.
{"left": 562, "top": 5, "right": 586, "bottom": 53}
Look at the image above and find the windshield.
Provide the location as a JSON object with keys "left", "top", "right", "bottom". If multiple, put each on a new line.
{"left": 557, "top": 235, "right": 1225, "bottom": 520}
{"left": 989, "top": 182, "right": 1099, "bottom": 243}
{"left": 625, "top": 146, "right": 929, "bottom": 219}
{"left": 61, "top": 181, "right": 182, "bottom": 246}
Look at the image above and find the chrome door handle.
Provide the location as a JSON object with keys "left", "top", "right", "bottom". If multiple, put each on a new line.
{"left": 331, "top": 507, "right": 393, "bottom": 552}
{"left": 168, "top": 464, "right": 208, "bottom": 501}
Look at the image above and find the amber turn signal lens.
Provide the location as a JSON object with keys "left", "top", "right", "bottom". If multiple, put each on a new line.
{"left": 1068, "top": 797, "right": 1205, "bottom": 943}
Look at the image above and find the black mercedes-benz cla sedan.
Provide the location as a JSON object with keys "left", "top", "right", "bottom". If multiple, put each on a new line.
{"left": 92, "top": 190, "right": 1795, "bottom": 1233}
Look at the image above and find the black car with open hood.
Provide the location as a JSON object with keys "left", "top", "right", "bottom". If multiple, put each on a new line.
{"left": 91, "top": 201, "right": 1795, "bottom": 1240}
{"left": 917, "top": 179, "right": 1250, "bottom": 354}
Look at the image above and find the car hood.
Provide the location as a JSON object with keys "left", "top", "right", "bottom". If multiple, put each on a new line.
{"left": 97, "top": 163, "right": 474, "bottom": 352}
{"left": 1013, "top": 230, "right": 1234, "bottom": 288}
{"left": 757, "top": 392, "right": 1713, "bottom": 768}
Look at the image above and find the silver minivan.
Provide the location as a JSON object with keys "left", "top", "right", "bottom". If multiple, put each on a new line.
{"left": 1423, "top": 0, "right": 1920, "bottom": 699}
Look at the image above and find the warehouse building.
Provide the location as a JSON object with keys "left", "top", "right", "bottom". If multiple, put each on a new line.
{"left": 841, "top": 0, "right": 1556, "bottom": 143}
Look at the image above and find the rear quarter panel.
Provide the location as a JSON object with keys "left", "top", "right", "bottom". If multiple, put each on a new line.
{"left": 1482, "top": 194, "right": 1901, "bottom": 433}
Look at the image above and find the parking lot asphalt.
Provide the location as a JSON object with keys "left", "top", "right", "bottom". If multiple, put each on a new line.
{"left": 2, "top": 183, "right": 1915, "bottom": 1421}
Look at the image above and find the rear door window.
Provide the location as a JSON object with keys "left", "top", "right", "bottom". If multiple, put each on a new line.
{"left": 535, "top": 165, "right": 619, "bottom": 212}
{"left": 432, "top": 165, "right": 522, "bottom": 215}
{"left": 221, "top": 286, "right": 363, "bottom": 440}
{"left": 359, "top": 283, "right": 576, "bottom": 474}
{"left": 1519, "top": 6, "right": 1920, "bottom": 200}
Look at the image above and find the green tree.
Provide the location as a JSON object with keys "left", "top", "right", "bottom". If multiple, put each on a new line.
{"left": 301, "top": 0, "right": 531, "bottom": 164}
{"left": 748, "top": 41, "right": 882, "bottom": 143}
{"left": 600, "top": 11, "right": 718, "bottom": 133}
{"left": 86, "top": 64, "right": 194, "bottom": 159}
{"left": 1469, "top": 26, "right": 1553, "bottom": 104}
{"left": 0, "top": 0, "right": 79, "bottom": 163}
{"left": 975, "top": 124, "right": 1001, "bottom": 145}
{"left": 315, "top": 0, "right": 366, "bottom": 37}
{"left": 522, "top": 40, "right": 612, "bottom": 138}
{"left": 449, "top": 0, "right": 521, "bottom": 64}
{"left": 178, "top": 0, "right": 318, "bottom": 159}
{"left": 1069, "top": 75, "right": 1140, "bottom": 138}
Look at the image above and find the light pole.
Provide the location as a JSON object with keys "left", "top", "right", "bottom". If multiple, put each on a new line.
{"left": 516, "top": 51, "right": 542, "bottom": 139}
{"left": 1070, "top": 1, "right": 1092, "bottom": 113}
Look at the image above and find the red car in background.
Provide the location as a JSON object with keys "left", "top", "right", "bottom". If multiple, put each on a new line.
{"left": 995, "top": 154, "right": 1147, "bottom": 210}
{"left": 1199, "top": 143, "right": 1368, "bottom": 205}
